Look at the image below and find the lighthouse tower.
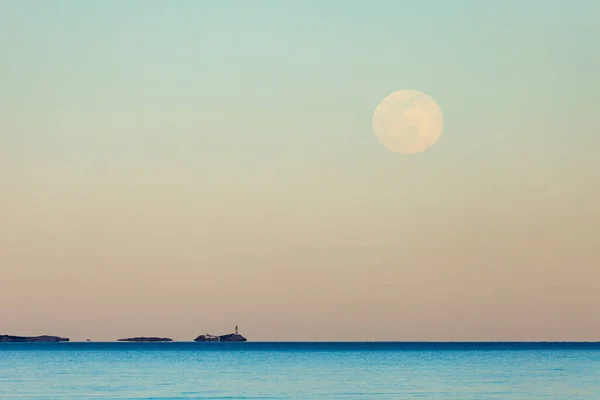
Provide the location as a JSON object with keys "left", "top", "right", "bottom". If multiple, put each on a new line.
{"left": 235, "top": 325, "right": 238, "bottom": 335}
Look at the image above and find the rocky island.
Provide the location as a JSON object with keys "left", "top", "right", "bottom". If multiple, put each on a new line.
{"left": 117, "top": 337, "right": 173, "bottom": 342}
{"left": 195, "top": 326, "right": 247, "bottom": 342}
{"left": 0, "top": 335, "right": 69, "bottom": 343}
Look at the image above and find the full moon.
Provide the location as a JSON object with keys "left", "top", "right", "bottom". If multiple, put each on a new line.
{"left": 372, "top": 90, "right": 444, "bottom": 154}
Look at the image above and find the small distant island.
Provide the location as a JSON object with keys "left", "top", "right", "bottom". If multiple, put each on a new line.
{"left": 195, "top": 326, "right": 247, "bottom": 342}
{"left": 0, "top": 335, "right": 69, "bottom": 343}
{"left": 1, "top": 326, "right": 248, "bottom": 343}
{"left": 117, "top": 337, "right": 173, "bottom": 342}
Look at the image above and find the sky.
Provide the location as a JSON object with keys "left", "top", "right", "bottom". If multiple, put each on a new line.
{"left": 1, "top": 0, "right": 599, "bottom": 342}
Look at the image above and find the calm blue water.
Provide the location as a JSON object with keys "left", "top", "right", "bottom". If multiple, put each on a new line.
{"left": 1, "top": 342, "right": 599, "bottom": 399}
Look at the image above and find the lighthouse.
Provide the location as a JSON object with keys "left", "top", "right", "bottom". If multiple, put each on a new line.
{"left": 235, "top": 325, "right": 238, "bottom": 335}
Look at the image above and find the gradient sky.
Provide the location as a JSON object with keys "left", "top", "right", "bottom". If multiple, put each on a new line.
{"left": 1, "top": 0, "right": 599, "bottom": 342}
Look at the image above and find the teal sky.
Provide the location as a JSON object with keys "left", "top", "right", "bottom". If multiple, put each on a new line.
{"left": 1, "top": 1, "right": 599, "bottom": 341}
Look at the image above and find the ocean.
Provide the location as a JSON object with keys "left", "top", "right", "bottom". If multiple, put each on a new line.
{"left": 1, "top": 342, "right": 599, "bottom": 399}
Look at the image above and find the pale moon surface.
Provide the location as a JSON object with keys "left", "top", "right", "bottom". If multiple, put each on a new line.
{"left": 372, "top": 90, "right": 444, "bottom": 154}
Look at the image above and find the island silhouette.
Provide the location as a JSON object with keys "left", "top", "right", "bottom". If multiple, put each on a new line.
{"left": 0, "top": 335, "right": 69, "bottom": 343}
{"left": 195, "top": 326, "right": 247, "bottom": 342}
{"left": 117, "top": 337, "right": 173, "bottom": 342}
{"left": 1, "top": 326, "right": 247, "bottom": 343}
